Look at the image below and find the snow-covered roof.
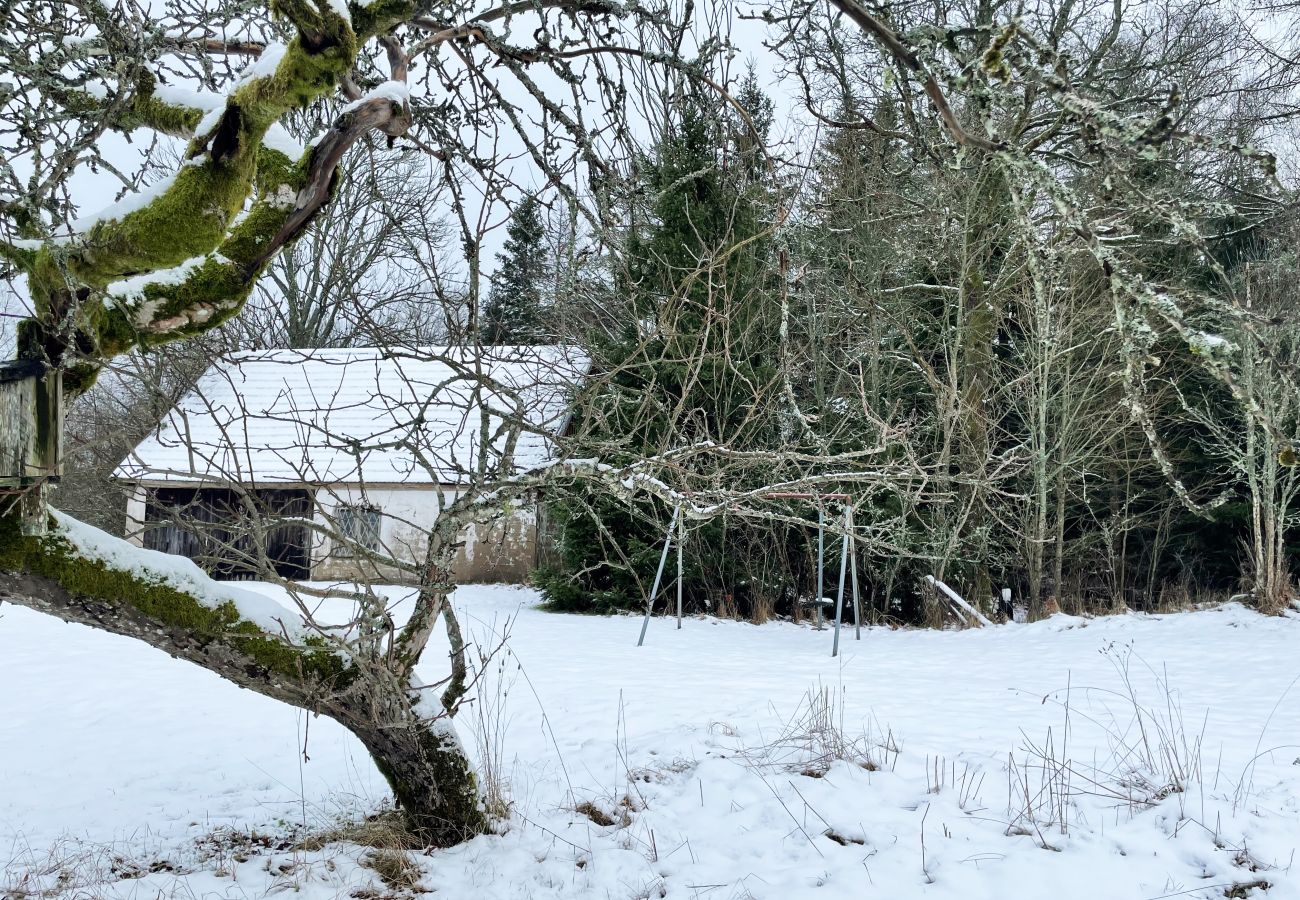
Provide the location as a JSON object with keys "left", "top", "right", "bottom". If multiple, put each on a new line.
{"left": 115, "top": 345, "right": 588, "bottom": 486}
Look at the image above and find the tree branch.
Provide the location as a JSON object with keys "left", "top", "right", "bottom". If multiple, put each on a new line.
{"left": 0, "top": 511, "right": 350, "bottom": 709}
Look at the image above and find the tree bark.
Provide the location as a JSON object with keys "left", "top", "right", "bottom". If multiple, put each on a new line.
{"left": 337, "top": 702, "right": 487, "bottom": 845}
{"left": 0, "top": 511, "right": 487, "bottom": 845}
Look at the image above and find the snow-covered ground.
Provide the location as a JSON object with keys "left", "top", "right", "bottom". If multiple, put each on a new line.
{"left": 3, "top": 586, "right": 1299, "bottom": 899}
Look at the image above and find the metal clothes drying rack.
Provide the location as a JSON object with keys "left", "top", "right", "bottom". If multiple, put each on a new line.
{"left": 635, "top": 492, "right": 863, "bottom": 657}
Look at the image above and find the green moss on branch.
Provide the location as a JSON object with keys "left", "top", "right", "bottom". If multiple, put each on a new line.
{"left": 23, "top": 2, "right": 361, "bottom": 385}
{"left": 0, "top": 515, "right": 349, "bottom": 686}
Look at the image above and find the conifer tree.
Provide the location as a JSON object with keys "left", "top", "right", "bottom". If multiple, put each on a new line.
{"left": 539, "top": 84, "right": 790, "bottom": 616}
{"left": 484, "top": 195, "right": 550, "bottom": 344}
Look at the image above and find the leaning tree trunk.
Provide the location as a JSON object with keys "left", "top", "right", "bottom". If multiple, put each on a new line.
{"left": 335, "top": 697, "right": 486, "bottom": 845}
{"left": 0, "top": 0, "right": 496, "bottom": 847}
{"left": 0, "top": 504, "right": 487, "bottom": 845}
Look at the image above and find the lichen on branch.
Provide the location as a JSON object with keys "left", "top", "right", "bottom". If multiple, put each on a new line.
{"left": 13, "top": 0, "right": 420, "bottom": 396}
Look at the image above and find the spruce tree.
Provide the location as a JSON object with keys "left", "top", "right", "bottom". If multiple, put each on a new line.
{"left": 483, "top": 195, "right": 550, "bottom": 344}
{"left": 539, "top": 86, "right": 790, "bottom": 616}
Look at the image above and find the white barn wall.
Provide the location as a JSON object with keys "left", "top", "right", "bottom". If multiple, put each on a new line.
{"left": 123, "top": 482, "right": 539, "bottom": 584}
{"left": 310, "top": 485, "right": 537, "bottom": 584}
{"left": 124, "top": 484, "right": 147, "bottom": 545}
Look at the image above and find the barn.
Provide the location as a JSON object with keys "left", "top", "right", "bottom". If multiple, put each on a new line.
{"left": 114, "top": 345, "right": 586, "bottom": 583}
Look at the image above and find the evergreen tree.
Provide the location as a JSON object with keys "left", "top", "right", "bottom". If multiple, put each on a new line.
{"left": 539, "top": 86, "right": 791, "bottom": 616}
{"left": 483, "top": 195, "right": 550, "bottom": 344}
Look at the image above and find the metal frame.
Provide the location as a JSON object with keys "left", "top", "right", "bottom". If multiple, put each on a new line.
{"left": 636, "top": 505, "right": 681, "bottom": 647}
{"left": 635, "top": 492, "right": 862, "bottom": 656}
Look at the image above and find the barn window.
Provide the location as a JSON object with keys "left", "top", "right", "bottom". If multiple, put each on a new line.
{"left": 335, "top": 503, "right": 381, "bottom": 556}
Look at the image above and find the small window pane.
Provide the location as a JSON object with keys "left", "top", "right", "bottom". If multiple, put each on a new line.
{"left": 335, "top": 504, "right": 381, "bottom": 556}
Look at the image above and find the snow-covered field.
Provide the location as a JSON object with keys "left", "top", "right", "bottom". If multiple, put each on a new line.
{"left": 3, "top": 587, "right": 1299, "bottom": 899}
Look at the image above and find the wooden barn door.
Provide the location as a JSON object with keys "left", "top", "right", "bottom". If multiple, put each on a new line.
{"left": 143, "top": 487, "right": 312, "bottom": 581}
{"left": 260, "top": 489, "right": 311, "bottom": 581}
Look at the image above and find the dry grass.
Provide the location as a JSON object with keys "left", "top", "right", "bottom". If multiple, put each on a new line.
{"left": 470, "top": 651, "right": 515, "bottom": 821}
{"left": 464, "top": 615, "right": 520, "bottom": 823}
{"left": 1006, "top": 647, "right": 1207, "bottom": 846}
{"left": 297, "top": 809, "right": 423, "bottom": 852}
{"left": 1, "top": 825, "right": 313, "bottom": 899}
{"left": 360, "top": 848, "right": 424, "bottom": 893}
{"left": 574, "top": 800, "right": 617, "bottom": 827}
{"left": 746, "top": 685, "right": 900, "bottom": 777}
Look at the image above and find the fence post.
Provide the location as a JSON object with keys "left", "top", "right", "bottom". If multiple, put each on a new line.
{"left": 0, "top": 360, "right": 62, "bottom": 534}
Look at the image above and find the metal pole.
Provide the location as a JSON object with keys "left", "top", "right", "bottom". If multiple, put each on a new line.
{"left": 832, "top": 509, "right": 850, "bottom": 658}
{"left": 816, "top": 504, "right": 825, "bottom": 630}
{"left": 848, "top": 505, "right": 861, "bottom": 640}
{"left": 637, "top": 505, "right": 680, "bottom": 647}
{"left": 676, "top": 511, "right": 684, "bottom": 629}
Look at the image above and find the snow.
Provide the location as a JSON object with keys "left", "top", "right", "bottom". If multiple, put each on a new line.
{"left": 262, "top": 122, "right": 304, "bottom": 159}
{"left": 341, "top": 79, "right": 410, "bottom": 115}
{"left": 52, "top": 510, "right": 309, "bottom": 639}
{"left": 114, "top": 345, "right": 590, "bottom": 485}
{"left": 236, "top": 41, "right": 287, "bottom": 87}
{"left": 3, "top": 587, "right": 1299, "bottom": 899}
{"left": 63, "top": 172, "right": 177, "bottom": 235}
{"left": 153, "top": 83, "right": 224, "bottom": 112}
{"left": 193, "top": 103, "right": 225, "bottom": 140}
{"left": 323, "top": 0, "right": 352, "bottom": 22}
{"left": 144, "top": 78, "right": 301, "bottom": 158}
{"left": 104, "top": 254, "right": 212, "bottom": 304}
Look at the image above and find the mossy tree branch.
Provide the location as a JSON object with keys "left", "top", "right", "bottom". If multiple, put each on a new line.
{"left": 91, "top": 90, "right": 413, "bottom": 359}
{"left": 16, "top": 0, "right": 428, "bottom": 397}
{"left": 0, "top": 515, "right": 349, "bottom": 707}
{"left": 0, "top": 510, "right": 487, "bottom": 842}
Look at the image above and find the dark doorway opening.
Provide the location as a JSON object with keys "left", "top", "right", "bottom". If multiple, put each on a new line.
{"left": 143, "top": 487, "right": 312, "bottom": 580}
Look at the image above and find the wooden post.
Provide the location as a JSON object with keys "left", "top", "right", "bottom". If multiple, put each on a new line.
{"left": 0, "top": 360, "right": 62, "bottom": 534}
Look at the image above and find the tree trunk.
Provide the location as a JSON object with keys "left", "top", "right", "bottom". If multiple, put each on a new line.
{"left": 336, "top": 701, "right": 487, "bottom": 846}
{"left": 0, "top": 360, "right": 62, "bottom": 533}
{"left": 0, "top": 511, "right": 488, "bottom": 846}
{"left": 955, "top": 162, "right": 1006, "bottom": 616}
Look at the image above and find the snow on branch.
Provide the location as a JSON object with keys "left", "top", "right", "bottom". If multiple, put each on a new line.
{"left": 52, "top": 511, "right": 312, "bottom": 640}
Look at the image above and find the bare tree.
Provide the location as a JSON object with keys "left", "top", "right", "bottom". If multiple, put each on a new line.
{"left": 2, "top": 0, "right": 1297, "bottom": 853}
{"left": 229, "top": 143, "right": 461, "bottom": 349}
{"left": 1175, "top": 257, "right": 1300, "bottom": 612}
{"left": 0, "top": 0, "right": 732, "bottom": 844}
{"left": 766, "top": 0, "right": 1294, "bottom": 612}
